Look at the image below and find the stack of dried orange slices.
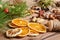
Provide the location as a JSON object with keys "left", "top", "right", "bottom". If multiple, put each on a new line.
{"left": 6, "top": 18, "right": 47, "bottom": 37}
{"left": 8, "top": 18, "right": 28, "bottom": 28}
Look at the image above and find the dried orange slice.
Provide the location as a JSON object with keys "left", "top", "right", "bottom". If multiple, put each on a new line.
{"left": 28, "top": 23, "right": 46, "bottom": 33}
{"left": 18, "top": 27, "right": 30, "bottom": 37}
{"left": 6, "top": 28, "right": 22, "bottom": 37}
{"left": 28, "top": 29, "right": 39, "bottom": 36}
{"left": 12, "top": 18, "right": 28, "bottom": 27}
{"left": 8, "top": 21, "right": 18, "bottom": 28}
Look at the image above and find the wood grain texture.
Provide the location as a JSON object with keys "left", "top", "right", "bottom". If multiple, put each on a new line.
{"left": 0, "top": 32, "right": 60, "bottom": 40}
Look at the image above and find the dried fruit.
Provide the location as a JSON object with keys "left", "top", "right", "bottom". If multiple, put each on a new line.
{"left": 28, "top": 23, "right": 46, "bottom": 33}
{"left": 12, "top": 18, "right": 28, "bottom": 27}
{"left": 18, "top": 27, "right": 30, "bottom": 37}
{"left": 8, "top": 22, "right": 18, "bottom": 28}
{"left": 28, "top": 29, "right": 39, "bottom": 36}
{"left": 6, "top": 28, "right": 22, "bottom": 37}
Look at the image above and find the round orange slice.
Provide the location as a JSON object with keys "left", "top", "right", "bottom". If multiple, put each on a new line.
{"left": 28, "top": 29, "right": 39, "bottom": 36}
{"left": 8, "top": 21, "right": 18, "bottom": 28}
{"left": 12, "top": 18, "right": 28, "bottom": 27}
{"left": 6, "top": 28, "right": 22, "bottom": 37}
{"left": 28, "top": 23, "right": 46, "bottom": 33}
{"left": 18, "top": 27, "right": 30, "bottom": 37}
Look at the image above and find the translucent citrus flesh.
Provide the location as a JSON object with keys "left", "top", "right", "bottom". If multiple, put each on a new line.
{"left": 19, "top": 20, "right": 28, "bottom": 26}
{"left": 8, "top": 23, "right": 17, "bottom": 28}
{"left": 28, "top": 23, "right": 46, "bottom": 32}
{"left": 18, "top": 27, "right": 30, "bottom": 37}
{"left": 7, "top": 18, "right": 46, "bottom": 37}
{"left": 12, "top": 18, "right": 28, "bottom": 26}
{"left": 30, "top": 29, "right": 39, "bottom": 34}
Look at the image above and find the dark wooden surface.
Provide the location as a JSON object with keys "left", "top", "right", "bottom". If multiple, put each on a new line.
{"left": 0, "top": 32, "right": 60, "bottom": 40}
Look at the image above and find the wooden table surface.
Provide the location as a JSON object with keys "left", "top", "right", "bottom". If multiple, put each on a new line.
{"left": 0, "top": 32, "right": 60, "bottom": 40}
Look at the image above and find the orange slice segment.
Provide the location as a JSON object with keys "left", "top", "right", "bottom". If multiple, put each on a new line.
{"left": 8, "top": 22, "right": 18, "bottom": 28}
{"left": 28, "top": 29, "right": 39, "bottom": 36}
{"left": 12, "top": 18, "right": 28, "bottom": 27}
{"left": 28, "top": 23, "right": 46, "bottom": 33}
{"left": 18, "top": 27, "right": 30, "bottom": 37}
{"left": 6, "top": 28, "right": 22, "bottom": 37}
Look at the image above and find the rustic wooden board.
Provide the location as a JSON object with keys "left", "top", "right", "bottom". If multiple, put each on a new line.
{"left": 0, "top": 32, "right": 60, "bottom": 40}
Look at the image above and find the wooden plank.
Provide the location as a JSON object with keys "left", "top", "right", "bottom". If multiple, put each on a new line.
{"left": 0, "top": 32, "right": 60, "bottom": 40}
